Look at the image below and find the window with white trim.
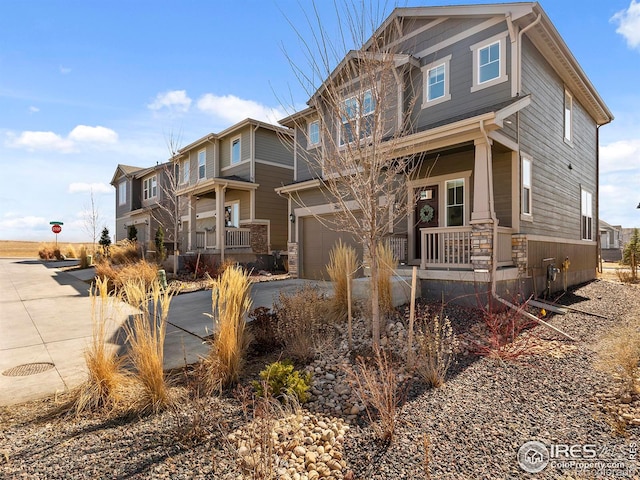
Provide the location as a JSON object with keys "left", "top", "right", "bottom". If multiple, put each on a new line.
{"left": 308, "top": 120, "right": 320, "bottom": 147}
{"left": 521, "top": 157, "right": 532, "bottom": 216}
{"left": 224, "top": 203, "right": 239, "bottom": 227}
{"left": 339, "top": 89, "right": 375, "bottom": 146}
{"left": 446, "top": 179, "right": 464, "bottom": 227}
{"left": 581, "top": 188, "right": 593, "bottom": 240}
{"left": 182, "top": 159, "right": 190, "bottom": 184}
{"left": 564, "top": 90, "right": 573, "bottom": 142}
{"left": 470, "top": 32, "right": 508, "bottom": 92}
{"left": 198, "top": 149, "right": 206, "bottom": 179}
{"left": 118, "top": 181, "right": 126, "bottom": 206}
{"left": 231, "top": 137, "right": 241, "bottom": 164}
{"left": 143, "top": 175, "right": 157, "bottom": 200}
{"left": 422, "top": 55, "right": 452, "bottom": 108}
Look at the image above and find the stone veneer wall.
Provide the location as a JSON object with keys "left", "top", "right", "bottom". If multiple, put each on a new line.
{"left": 470, "top": 221, "right": 494, "bottom": 271}
{"left": 287, "top": 242, "right": 299, "bottom": 277}
{"left": 511, "top": 233, "right": 528, "bottom": 276}
{"left": 248, "top": 224, "right": 269, "bottom": 254}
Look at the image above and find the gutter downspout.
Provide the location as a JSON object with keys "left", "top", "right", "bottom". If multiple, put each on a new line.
{"left": 479, "top": 121, "right": 576, "bottom": 341}
{"left": 517, "top": 13, "right": 542, "bottom": 95}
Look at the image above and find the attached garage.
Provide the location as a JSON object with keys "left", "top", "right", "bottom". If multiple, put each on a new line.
{"left": 300, "top": 215, "right": 363, "bottom": 280}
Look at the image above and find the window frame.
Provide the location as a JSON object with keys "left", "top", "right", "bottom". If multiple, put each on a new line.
{"left": 581, "top": 188, "right": 593, "bottom": 241}
{"left": 521, "top": 156, "right": 532, "bottom": 218}
{"left": 338, "top": 88, "right": 375, "bottom": 147}
{"left": 308, "top": 120, "right": 320, "bottom": 147}
{"left": 143, "top": 175, "right": 157, "bottom": 201}
{"left": 198, "top": 149, "right": 206, "bottom": 180}
{"left": 470, "top": 31, "right": 509, "bottom": 93}
{"left": 564, "top": 89, "right": 573, "bottom": 143}
{"left": 182, "top": 159, "right": 190, "bottom": 185}
{"left": 231, "top": 136, "right": 241, "bottom": 165}
{"left": 445, "top": 178, "right": 465, "bottom": 227}
{"left": 421, "top": 54, "right": 452, "bottom": 108}
{"left": 118, "top": 181, "right": 126, "bottom": 206}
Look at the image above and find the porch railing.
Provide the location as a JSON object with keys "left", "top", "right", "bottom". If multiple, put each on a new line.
{"left": 420, "top": 227, "right": 472, "bottom": 269}
{"left": 385, "top": 235, "right": 408, "bottom": 263}
{"left": 195, "top": 227, "right": 251, "bottom": 250}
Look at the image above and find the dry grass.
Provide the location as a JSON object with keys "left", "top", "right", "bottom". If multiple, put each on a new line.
{"left": 273, "top": 284, "right": 331, "bottom": 362}
{"left": 95, "top": 259, "right": 159, "bottom": 293}
{"left": 413, "top": 305, "right": 457, "bottom": 388}
{"left": 596, "top": 322, "right": 640, "bottom": 395}
{"left": 72, "top": 277, "right": 130, "bottom": 415}
{"left": 326, "top": 239, "right": 358, "bottom": 323}
{"left": 0, "top": 240, "right": 91, "bottom": 258}
{"left": 121, "top": 278, "right": 175, "bottom": 413}
{"left": 346, "top": 347, "right": 405, "bottom": 441}
{"left": 202, "top": 266, "right": 253, "bottom": 394}
{"left": 109, "top": 239, "right": 140, "bottom": 265}
{"left": 65, "top": 244, "right": 79, "bottom": 259}
{"left": 377, "top": 242, "right": 398, "bottom": 317}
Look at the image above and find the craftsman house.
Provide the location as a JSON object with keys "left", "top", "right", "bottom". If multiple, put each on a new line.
{"left": 277, "top": 2, "right": 612, "bottom": 300}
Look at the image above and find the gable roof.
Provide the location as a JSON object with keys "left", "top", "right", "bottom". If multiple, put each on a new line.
{"left": 110, "top": 164, "right": 144, "bottom": 185}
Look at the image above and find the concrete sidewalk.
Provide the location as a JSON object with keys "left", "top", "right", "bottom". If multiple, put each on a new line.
{"left": 0, "top": 258, "right": 329, "bottom": 406}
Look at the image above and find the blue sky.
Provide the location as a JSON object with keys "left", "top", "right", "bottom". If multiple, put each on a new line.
{"left": 0, "top": 0, "right": 639, "bottom": 242}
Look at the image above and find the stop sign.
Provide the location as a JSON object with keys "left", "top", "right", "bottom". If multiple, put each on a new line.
{"left": 51, "top": 225, "right": 62, "bottom": 234}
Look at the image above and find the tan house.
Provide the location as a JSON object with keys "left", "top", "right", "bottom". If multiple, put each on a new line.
{"left": 277, "top": 3, "right": 613, "bottom": 300}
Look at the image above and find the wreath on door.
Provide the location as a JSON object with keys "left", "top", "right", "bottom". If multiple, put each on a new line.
{"left": 419, "top": 204, "right": 435, "bottom": 223}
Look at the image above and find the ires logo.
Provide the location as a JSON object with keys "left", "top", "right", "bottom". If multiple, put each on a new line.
{"left": 518, "top": 441, "right": 598, "bottom": 473}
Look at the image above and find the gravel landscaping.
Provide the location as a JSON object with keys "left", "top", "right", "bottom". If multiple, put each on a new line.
{"left": 1, "top": 279, "right": 639, "bottom": 479}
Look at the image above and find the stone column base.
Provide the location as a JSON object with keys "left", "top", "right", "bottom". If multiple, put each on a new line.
{"left": 287, "top": 242, "right": 299, "bottom": 277}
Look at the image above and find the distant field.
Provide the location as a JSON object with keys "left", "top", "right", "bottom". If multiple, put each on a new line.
{"left": 0, "top": 240, "right": 94, "bottom": 258}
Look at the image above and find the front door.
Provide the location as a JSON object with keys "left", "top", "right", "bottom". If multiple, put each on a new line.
{"left": 415, "top": 185, "right": 439, "bottom": 259}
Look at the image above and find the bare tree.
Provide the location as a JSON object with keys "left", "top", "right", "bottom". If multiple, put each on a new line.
{"left": 82, "top": 188, "right": 102, "bottom": 254}
{"left": 149, "top": 132, "right": 186, "bottom": 275}
{"left": 281, "top": 1, "right": 420, "bottom": 346}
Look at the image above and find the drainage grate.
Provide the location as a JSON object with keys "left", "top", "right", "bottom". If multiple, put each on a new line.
{"left": 2, "top": 362, "right": 55, "bottom": 377}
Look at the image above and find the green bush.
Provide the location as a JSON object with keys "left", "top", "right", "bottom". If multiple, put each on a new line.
{"left": 253, "top": 360, "right": 312, "bottom": 403}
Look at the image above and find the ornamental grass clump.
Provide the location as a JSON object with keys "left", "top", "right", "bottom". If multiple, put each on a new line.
{"left": 377, "top": 242, "right": 398, "bottom": 317}
{"left": 596, "top": 322, "right": 640, "bottom": 396}
{"left": 202, "top": 266, "right": 253, "bottom": 394}
{"left": 72, "top": 276, "right": 129, "bottom": 414}
{"left": 326, "top": 240, "right": 358, "bottom": 323}
{"left": 121, "top": 278, "right": 174, "bottom": 413}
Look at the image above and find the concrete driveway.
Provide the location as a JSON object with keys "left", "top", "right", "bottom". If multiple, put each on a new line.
{"left": 0, "top": 258, "right": 329, "bottom": 406}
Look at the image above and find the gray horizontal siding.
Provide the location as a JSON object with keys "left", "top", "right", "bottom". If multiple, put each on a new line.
{"left": 255, "top": 128, "right": 294, "bottom": 167}
{"left": 492, "top": 151, "right": 512, "bottom": 228}
{"left": 220, "top": 126, "right": 250, "bottom": 169}
{"left": 255, "top": 163, "right": 292, "bottom": 251}
{"left": 519, "top": 36, "right": 597, "bottom": 240}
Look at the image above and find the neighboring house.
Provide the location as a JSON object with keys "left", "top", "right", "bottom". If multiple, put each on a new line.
{"left": 174, "top": 118, "right": 294, "bottom": 261}
{"left": 277, "top": 3, "right": 613, "bottom": 300}
{"left": 111, "top": 162, "right": 174, "bottom": 249}
{"left": 599, "top": 219, "right": 622, "bottom": 262}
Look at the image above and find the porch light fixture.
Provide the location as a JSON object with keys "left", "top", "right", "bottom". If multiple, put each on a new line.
{"left": 637, "top": 202, "right": 640, "bottom": 209}
{"left": 289, "top": 213, "right": 295, "bottom": 224}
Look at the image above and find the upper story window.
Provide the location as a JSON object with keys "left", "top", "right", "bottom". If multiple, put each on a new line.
{"left": 446, "top": 179, "right": 464, "bottom": 227}
{"left": 118, "top": 181, "right": 126, "bottom": 206}
{"left": 421, "top": 54, "right": 452, "bottom": 108}
{"left": 308, "top": 120, "right": 320, "bottom": 147}
{"left": 198, "top": 149, "right": 206, "bottom": 179}
{"left": 521, "top": 156, "right": 532, "bottom": 216}
{"left": 339, "top": 89, "right": 375, "bottom": 146}
{"left": 581, "top": 188, "right": 593, "bottom": 240}
{"left": 564, "top": 89, "right": 573, "bottom": 142}
{"left": 143, "top": 175, "right": 157, "bottom": 200}
{"left": 470, "top": 32, "right": 508, "bottom": 93}
{"left": 182, "top": 159, "right": 190, "bottom": 184}
{"left": 231, "top": 137, "right": 241, "bottom": 164}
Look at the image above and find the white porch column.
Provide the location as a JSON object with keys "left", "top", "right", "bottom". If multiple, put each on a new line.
{"left": 189, "top": 195, "right": 197, "bottom": 251}
{"left": 471, "top": 137, "right": 493, "bottom": 222}
{"left": 215, "top": 184, "right": 226, "bottom": 262}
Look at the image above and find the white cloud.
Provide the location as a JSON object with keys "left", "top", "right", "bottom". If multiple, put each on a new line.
{"left": 0, "top": 214, "right": 48, "bottom": 230}
{"left": 5, "top": 125, "right": 118, "bottom": 152}
{"left": 68, "top": 182, "right": 112, "bottom": 194}
{"left": 148, "top": 90, "right": 192, "bottom": 113}
{"left": 68, "top": 125, "right": 118, "bottom": 143}
{"left": 6, "top": 131, "right": 74, "bottom": 152}
{"left": 196, "top": 93, "right": 285, "bottom": 124}
{"left": 59, "top": 65, "right": 71, "bottom": 74}
{"left": 600, "top": 138, "right": 640, "bottom": 173}
{"left": 611, "top": 1, "right": 640, "bottom": 49}
{"left": 29, "top": 106, "right": 39, "bottom": 113}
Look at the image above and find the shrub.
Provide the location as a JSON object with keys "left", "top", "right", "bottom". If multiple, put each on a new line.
{"left": 110, "top": 239, "right": 140, "bottom": 265}
{"left": 79, "top": 246, "right": 91, "bottom": 269}
{"left": 248, "top": 306, "right": 280, "bottom": 352}
{"left": 127, "top": 225, "right": 138, "bottom": 241}
{"left": 183, "top": 254, "right": 219, "bottom": 278}
{"left": 377, "top": 241, "right": 398, "bottom": 317}
{"left": 273, "top": 284, "right": 331, "bottom": 362}
{"left": 326, "top": 240, "right": 357, "bottom": 323}
{"left": 412, "top": 304, "right": 457, "bottom": 388}
{"left": 253, "top": 360, "right": 312, "bottom": 403}
{"left": 38, "top": 244, "right": 63, "bottom": 260}
{"left": 99, "top": 227, "right": 112, "bottom": 255}
{"left": 72, "top": 276, "right": 129, "bottom": 414}
{"left": 622, "top": 228, "right": 640, "bottom": 282}
{"left": 121, "top": 278, "right": 175, "bottom": 413}
{"left": 597, "top": 323, "right": 640, "bottom": 396}
{"left": 94, "top": 259, "right": 159, "bottom": 293}
{"left": 154, "top": 227, "right": 166, "bottom": 262}
{"left": 202, "top": 266, "right": 253, "bottom": 393}
{"left": 65, "top": 244, "right": 78, "bottom": 259}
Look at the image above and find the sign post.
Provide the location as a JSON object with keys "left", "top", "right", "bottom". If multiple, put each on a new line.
{"left": 50, "top": 221, "right": 63, "bottom": 247}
